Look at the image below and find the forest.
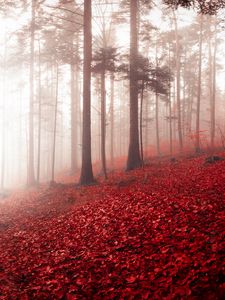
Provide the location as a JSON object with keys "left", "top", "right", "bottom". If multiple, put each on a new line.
{"left": 0, "top": 0, "right": 225, "bottom": 299}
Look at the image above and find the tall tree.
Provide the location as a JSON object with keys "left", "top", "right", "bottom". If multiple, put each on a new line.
{"left": 1, "top": 31, "right": 7, "bottom": 190}
{"left": 92, "top": 47, "right": 117, "bottom": 178}
{"left": 27, "top": 0, "right": 36, "bottom": 186}
{"left": 50, "top": 65, "right": 59, "bottom": 184}
{"left": 36, "top": 37, "right": 42, "bottom": 185}
{"left": 211, "top": 16, "right": 218, "bottom": 149}
{"left": 70, "top": 33, "right": 80, "bottom": 174}
{"left": 126, "top": 0, "right": 141, "bottom": 171}
{"left": 195, "top": 14, "right": 203, "bottom": 152}
{"left": 173, "top": 10, "right": 183, "bottom": 152}
{"left": 79, "top": 0, "right": 94, "bottom": 185}
{"left": 110, "top": 72, "right": 115, "bottom": 168}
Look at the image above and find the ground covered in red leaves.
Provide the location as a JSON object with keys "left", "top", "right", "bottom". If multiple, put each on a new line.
{"left": 0, "top": 154, "right": 225, "bottom": 299}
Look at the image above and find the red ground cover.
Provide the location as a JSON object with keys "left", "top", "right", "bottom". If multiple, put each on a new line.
{"left": 0, "top": 154, "right": 225, "bottom": 299}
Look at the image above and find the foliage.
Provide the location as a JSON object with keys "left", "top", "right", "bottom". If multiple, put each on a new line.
{"left": 163, "top": 0, "right": 225, "bottom": 14}
{"left": 92, "top": 47, "right": 118, "bottom": 73}
{"left": 0, "top": 154, "right": 225, "bottom": 298}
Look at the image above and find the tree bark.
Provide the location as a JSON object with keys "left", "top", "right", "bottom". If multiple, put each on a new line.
{"left": 195, "top": 14, "right": 203, "bottom": 153}
{"left": 110, "top": 73, "right": 114, "bottom": 169}
{"left": 28, "top": 0, "right": 36, "bottom": 186}
{"left": 51, "top": 65, "right": 59, "bottom": 183}
{"left": 126, "top": 0, "right": 141, "bottom": 170}
{"left": 79, "top": 0, "right": 94, "bottom": 184}
{"left": 101, "top": 69, "right": 107, "bottom": 179}
{"left": 71, "top": 34, "right": 80, "bottom": 174}
{"left": 211, "top": 17, "right": 217, "bottom": 150}
{"left": 140, "top": 81, "right": 144, "bottom": 165}
{"left": 155, "top": 92, "right": 160, "bottom": 156}
{"left": 37, "top": 38, "right": 42, "bottom": 185}
{"left": 173, "top": 10, "right": 183, "bottom": 152}
{"left": 1, "top": 33, "right": 6, "bottom": 190}
{"left": 168, "top": 46, "right": 173, "bottom": 156}
{"left": 71, "top": 63, "right": 78, "bottom": 173}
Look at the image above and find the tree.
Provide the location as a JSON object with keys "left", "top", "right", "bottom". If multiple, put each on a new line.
{"left": 172, "top": 9, "right": 183, "bottom": 152}
{"left": 51, "top": 65, "right": 59, "bottom": 184}
{"left": 92, "top": 47, "right": 118, "bottom": 179}
{"left": 70, "top": 34, "right": 81, "bottom": 174}
{"left": 126, "top": 0, "right": 142, "bottom": 171}
{"left": 79, "top": 0, "right": 95, "bottom": 185}
{"left": 36, "top": 37, "right": 42, "bottom": 185}
{"left": 163, "top": 0, "right": 225, "bottom": 14}
{"left": 27, "top": 0, "right": 36, "bottom": 186}
{"left": 195, "top": 14, "right": 203, "bottom": 152}
{"left": 210, "top": 16, "right": 218, "bottom": 150}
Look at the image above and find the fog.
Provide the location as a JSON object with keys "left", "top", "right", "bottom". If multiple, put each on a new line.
{"left": 0, "top": 0, "right": 225, "bottom": 189}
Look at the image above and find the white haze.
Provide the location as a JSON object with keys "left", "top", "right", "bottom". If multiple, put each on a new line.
{"left": 0, "top": 1, "right": 225, "bottom": 189}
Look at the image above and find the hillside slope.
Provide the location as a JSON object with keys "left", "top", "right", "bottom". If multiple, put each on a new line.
{"left": 0, "top": 155, "right": 225, "bottom": 299}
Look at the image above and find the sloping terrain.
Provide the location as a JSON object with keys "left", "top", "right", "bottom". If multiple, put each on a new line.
{"left": 0, "top": 154, "right": 225, "bottom": 299}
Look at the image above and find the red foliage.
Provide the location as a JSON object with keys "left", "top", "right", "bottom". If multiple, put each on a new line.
{"left": 0, "top": 154, "right": 225, "bottom": 299}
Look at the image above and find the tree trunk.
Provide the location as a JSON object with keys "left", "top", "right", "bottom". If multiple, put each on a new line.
{"left": 155, "top": 92, "right": 160, "bottom": 156}
{"left": 71, "top": 63, "right": 78, "bottom": 173}
{"left": 140, "top": 80, "right": 144, "bottom": 165}
{"left": 71, "top": 33, "right": 80, "bottom": 173}
{"left": 28, "top": 0, "right": 36, "bottom": 186}
{"left": 144, "top": 93, "right": 149, "bottom": 155}
{"left": 110, "top": 73, "right": 114, "bottom": 169}
{"left": 155, "top": 43, "right": 160, "bottom": 156}
{"left": 173, "top": 10, "right": 183, "bottom": 152}
{"left": 79, "top": 0, "right": 94, "bottom": 184}
{"left": 195, "top": 14, "right": 203, "bottom": 153}
{"left": 37, "top": 38, "right": 42, "bottom": 185}
{"left": 101, "top": 69, "right": 107, "bottom": 179}
{"left": 51, "top": 65, "right": 59, "bottom": 183}
{"left": 211, "top": 18, "right": 217, "bottom": 150}
{"left": 1, "top": 33, "right": 6, "bottom": 190}
{"left": 127, "top": 0, "right": 141, "bottom": 170}
{"left": 168, "top": 46, "right": 173, "bottom": 156}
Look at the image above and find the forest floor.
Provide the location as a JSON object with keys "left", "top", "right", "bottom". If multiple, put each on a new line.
{"left": 0, "top": 152, "right": 225, "bottom": 299}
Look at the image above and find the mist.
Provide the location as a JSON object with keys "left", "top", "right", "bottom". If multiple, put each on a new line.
{"left": 1, "top": 1, "right": 225, "bottom": 299}
{"left": 0, "top": 1, "right": 224, "bottom": 190}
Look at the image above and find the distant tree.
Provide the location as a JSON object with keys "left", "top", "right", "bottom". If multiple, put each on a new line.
{"left": 70, "top": 34, "right": 81, "bottom": 174}
{"left": 195, "top": 14, "right": 203, "bottom": 153}
{"left": 209, "top": 16, "right": 218, "bottom": 150}
{"left": 51, "top": 65, "right": 59, "bottom": 184}
{"left": 92, "top": 47, "right": 118, "bottom": 179}
{"left": 27, "top": 0, "right": 36, "bottom": 186}
{"left": 172, "top": 9, "right": 183, "bottom": 152}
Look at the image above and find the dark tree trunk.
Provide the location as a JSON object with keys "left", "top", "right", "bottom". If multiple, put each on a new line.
{"left": 169, "top": 93, "right": 173, "bottom": 156}
{"left": 79, "top": 0, "right": 94, "bottom": 185}
{"left": 144, "top": 93, "right": 149, "bottom": 154}
{"left": 126, "top": 0, "right": 141, "bottom": 171}
{"left": 140, "top": 80, "right": 144, "bottom": 165}
{"left": 101, "top": 70, "right": 107, "bottom": 179}
{"left": 28, "top": 0, "right": 36, "bottom": 186}
{"left": 195, "top": 14, "right": 203, "bottom": 153}
{"left": 155, "top": 92, "right": 160, "bottom": 156}
{"left": 211, "top": 18, "right": 217, "bottom": 150}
